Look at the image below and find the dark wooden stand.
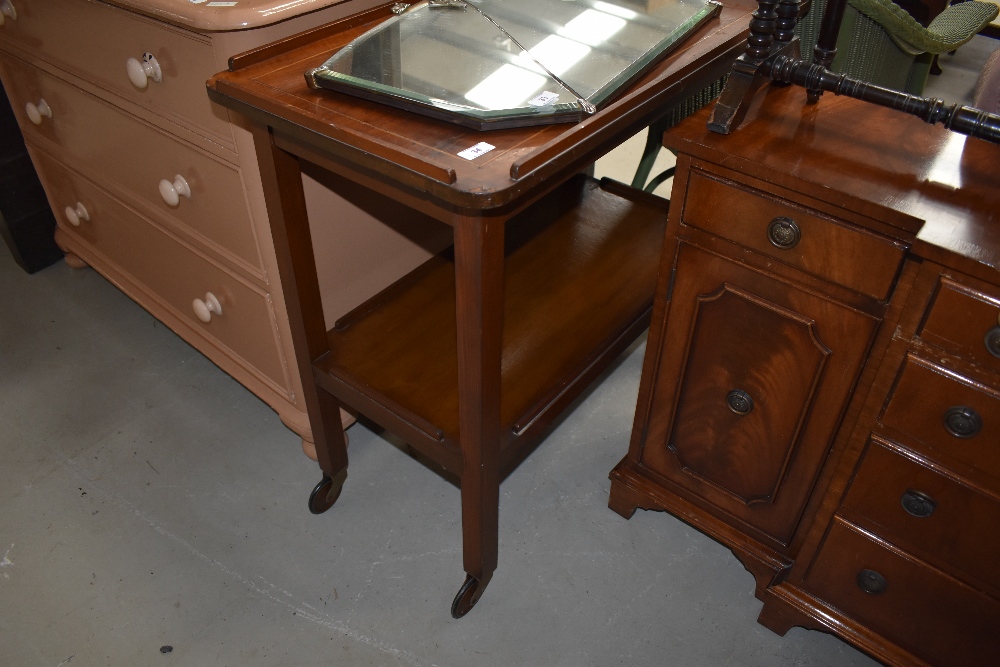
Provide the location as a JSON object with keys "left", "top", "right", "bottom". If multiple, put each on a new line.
{"left": 708, "top": 0, "right": 1000, "bottom": 143}
{"left": 611, "top": 86, "right": 1000, "bottom": 665}
{"left": 207, "top": 0, "right": 755, "bottom": 616}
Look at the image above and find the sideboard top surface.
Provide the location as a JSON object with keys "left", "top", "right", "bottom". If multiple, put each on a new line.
{"left": 664, "top": 86, "right": 1000, "bottom": 282}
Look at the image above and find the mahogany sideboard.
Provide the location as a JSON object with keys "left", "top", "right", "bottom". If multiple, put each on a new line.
{"left": 610, "top": 85, "right": 1000, "bottom": 665}
{"left": 206, "top": 0, "right": 755, "bottom": 616}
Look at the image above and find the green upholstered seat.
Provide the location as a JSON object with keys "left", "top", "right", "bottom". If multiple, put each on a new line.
{"left": 796, "top": 0, "right": 999, "bottom": 94}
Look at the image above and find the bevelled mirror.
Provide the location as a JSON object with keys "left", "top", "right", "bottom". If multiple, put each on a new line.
{"left": 306, "top": 0, "right": 722, "bottom": 129}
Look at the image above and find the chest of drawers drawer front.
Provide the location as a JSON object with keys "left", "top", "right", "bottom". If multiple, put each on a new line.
{"left": 919, "top": 276, "right": 1000, "bottom": 375}
{"left": 881, "top": 353, "right": 1000, "bottom": 480}
{"left": 841, "top": 436, "right": 1000, "bottom": 592}
{"left": 1, "top": 56, "right": 261, "bottom": 274}
{"left": 804, "top": 518, "right": 1000, "bottom": 667}
{"left": 33, "top": 148, "right": 288, "bottom": 392}
{"left": 680, "top": 169, "right": 904, "bottom": 301}
{"left": 0, "top": 0, "right": 231, "bottom": 146}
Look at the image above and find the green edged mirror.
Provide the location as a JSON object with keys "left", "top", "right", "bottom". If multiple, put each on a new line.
{"left": 306, "top": 0, "right": 722, "bottom": 129}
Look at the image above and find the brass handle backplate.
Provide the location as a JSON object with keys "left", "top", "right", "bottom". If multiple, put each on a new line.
{"left": 767, "top": 216, "right": 801, "bottom": 249}
{"left": 726, "top": 389, "right": 754, "bottom": 415}
{"left": 985, "top": 326, "right": 1000, "bottom": 360}
{"left": 856, "top": 569, "right": 887, "bottom": 595}
{"left": 943, "top": 406, "right": 982, "bottom": 439}
{"left": 900, "top": 490, "right": 937, "bottom": 518}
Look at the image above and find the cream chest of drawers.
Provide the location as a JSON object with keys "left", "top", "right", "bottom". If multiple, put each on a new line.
{"left": 0, "top": 0, "right": 446, "bottom": 455}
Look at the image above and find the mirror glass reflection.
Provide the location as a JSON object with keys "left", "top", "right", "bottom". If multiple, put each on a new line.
{"left": 307, "top": 0, "right": 721, "bottom": 129}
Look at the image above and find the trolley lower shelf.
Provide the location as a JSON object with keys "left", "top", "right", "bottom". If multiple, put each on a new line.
{"left": 315, "top": 176, "right": 668, "bottom": 475}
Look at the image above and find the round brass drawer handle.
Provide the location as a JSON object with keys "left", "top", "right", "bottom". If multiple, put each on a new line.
{"left": 900, "top": 490, "right": 937, "bottom": 518}
{"left": 943, "top": 406, "right": 982, "bottom": 439}
{"left": 726, "top": 389, "right": 754, "bottom": 415}
{"left": 985, "top": 326, "right": 1000, "bottom": 360}
{"left": 856, "top": 569, "right": 887, "bottom": 595}
{"left": 767, "top": 216, "right": 801, "bottom": 249}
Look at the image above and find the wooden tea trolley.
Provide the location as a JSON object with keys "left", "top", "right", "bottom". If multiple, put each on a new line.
{"left": 207, "top": 0, "right": 754, "bottom": 616}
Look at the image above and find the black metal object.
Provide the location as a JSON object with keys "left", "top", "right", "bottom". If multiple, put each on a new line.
{"left": 308, "top": 470, "right": 347, "bottom": 514}
{"left": 451, "top": 574, "right": 484, "bottom": 618}
{"left": 943, "top": 406, "right": 983, "bottom": 439}
{"left": 857, "top": 569, "right": 888, "bottom": 595}
{"left": 727, "top": 389, "right": 755, "bottom": 415}
{"left": 767, "top": 216, "right": 801, "bottom": 249}
{"left": 985, "top": 326, "right": 1000, "bottom": 359}
{"left": 901, "top": 490, "right": 937, "bottom": 518}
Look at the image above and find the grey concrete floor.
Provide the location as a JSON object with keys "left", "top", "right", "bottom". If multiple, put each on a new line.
{"left": 2, "top": 36, "right": 994, "bottom": 667}
{"left": 1, "top": 233, "right": 881, "bottom": 667}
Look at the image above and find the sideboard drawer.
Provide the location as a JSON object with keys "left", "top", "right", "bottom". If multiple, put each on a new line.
{"left": 840, "top": 436, "right": 1000, "bottom": 591}
{"left": 2, "top": 55, "right": 261, "bottom": 274}
{"left": 919, "top": 276, "right": 1000, "bottom": 375}
{"left": 34, "top": 149, "right": 289, "bottom": 392}
{"left": 680, "top": 168, "right": 905, "bottom": 301}
{"left": 0, "top": 0, "right": 232, "bottom": 145}
{"left": 804, "top": 518, "right": 1000, "bottom": 667}
{"left": 881, "top": 353, "right": 1000, "bottom": 480}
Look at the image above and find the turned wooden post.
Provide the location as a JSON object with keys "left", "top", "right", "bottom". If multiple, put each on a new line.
{"left": 707, "top": 0, "right": 805, "bottom": 133}
{"left": 808, "top": 0, "right": 849, "bottom": 101}
{"left": 746, "top": 0, "right": 780, "bottom": 61}
{"left": 775, "top": 0, "right": 803, "bottom": 44}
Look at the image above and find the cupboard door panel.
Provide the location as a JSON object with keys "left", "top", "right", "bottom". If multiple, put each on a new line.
{"left": 670, "top": 284, "right": 829, "bottom": 505}
{"left": 639, "top": 241, "right": 878, "bottom": 547}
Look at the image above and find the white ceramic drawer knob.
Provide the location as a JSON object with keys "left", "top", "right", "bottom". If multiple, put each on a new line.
{"left": 25, "top": 99, "right": 52, "bottom": 125}
{"left": 158, "top": 174, "right": 191, "bottom": 207}
{"left": 192, "top": 292, "right": 222, "bottom": 323}
{"left": 64, "top": 202, "right": 90, "bottom": 227}
{"left": 126, "top": 53, "right": 162, "bottom": 89}
{"left": 0, "top": 1, "right": 17, "bottom": 25}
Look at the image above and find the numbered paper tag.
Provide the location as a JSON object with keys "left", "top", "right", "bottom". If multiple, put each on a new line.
{"left": 527, "top": 91, "right": 560, "bottom": 107}
{"left": 206, "top": 1, "right": 238, "bottom": 6}
{"left": 457, "top": 142, "right": 496, "bottom": 160}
